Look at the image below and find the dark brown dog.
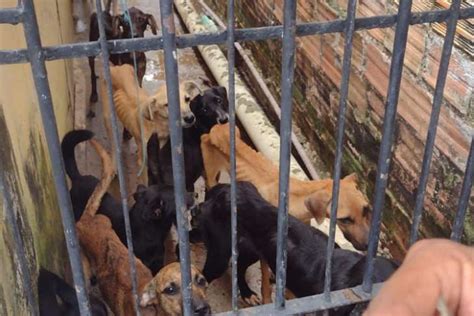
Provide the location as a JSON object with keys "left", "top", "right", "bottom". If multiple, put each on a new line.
{"left": 75, "top": 138, "right": 157, "bottom": 316}
{"left": 140, "top": 262, "right": 211, "bottom": 316}
{"left": 88, "top": 6, "right": 158, "bottom": 108}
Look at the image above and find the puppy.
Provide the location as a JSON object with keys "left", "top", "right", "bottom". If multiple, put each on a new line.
{"left": 89, "top": 5, "right": 158, "bottom": 105}
{"left": 147, "top": 86, "right": 229, "bottom": 191}
{"left": 75, "top": 135, "right": 157, "bottom": 316}
{"left": 140, "top": 262, "right": 211, "bottom": 316}
{"left": 62, "top": 129, "right": 194, "bottom": 275}
{"left": 201, "top": 123, "right": 371, "bottom": 251}
{"left": 100, "top": 64, "right": 200, "bottom": 183}
{"left": 38, "top": 268, "right": 108, "bottom": 316}
{"left": 194, "top": 182, "right": 398, "bottom": 314}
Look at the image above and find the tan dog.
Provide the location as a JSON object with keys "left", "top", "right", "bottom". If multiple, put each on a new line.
{"left": 201, "top": 123, "right": 371, "bottom": 250}
{"left": 201, "top": 123, "right": 372, "bottom": 304}
{"left": 140, "top": 262, "right": 211, "bottom": 316}
{"left": 75, "top": 137, "right": 157, "bottom": 316}
{"left": 100, "top": 64, "right": 200, "bottom": 183}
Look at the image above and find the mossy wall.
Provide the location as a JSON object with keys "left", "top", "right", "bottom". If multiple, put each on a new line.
{"left": 207, "top": 0, "right": 473, "bottom": 259}
{"left": 0, "top": 0, "right": 75, "bottom": 314}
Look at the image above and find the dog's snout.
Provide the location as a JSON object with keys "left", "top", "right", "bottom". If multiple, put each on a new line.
{"left": 193, "top": 301, "right": 211, "bottom": 316}
{"left": 217, "top": 114, "right": 229, "bottom": 124}
{"left": 183, "top": 113, "right": 196, "bottom": 125}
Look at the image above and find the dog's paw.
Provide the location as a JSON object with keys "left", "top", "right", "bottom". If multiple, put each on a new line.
{"left": 242, "top": 294, "right": 261, "bottom": 306}
{"left": 86, "top": 110, "right": 96, "bottom": 119}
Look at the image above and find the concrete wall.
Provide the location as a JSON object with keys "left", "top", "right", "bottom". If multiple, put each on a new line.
{"left": 207, "top": 0, "right": 473, "bottom": 259}
{"left": 0, "top": 0, "right": 75, "bottom": 314}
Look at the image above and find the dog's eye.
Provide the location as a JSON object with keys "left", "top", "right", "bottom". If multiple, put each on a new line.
{"left": 163, "top": 283, "right": 178, "bottom": 295}
{"left": 185, "top": 96, "right": 190, "bottom": 102}
{"left": 201, "top": 107, "right": 208, "bottom": 113}
{"left": 337, "top": 217, "right": 354, "bottom": 225}
{"left": 215, "top": 97, "right": 222, "bottom": 104}
{"left": 164, "top": 103, "right": 168, "bottom": 107}
{"left": 195, "top": 275, "right": 207, "bottom": 287}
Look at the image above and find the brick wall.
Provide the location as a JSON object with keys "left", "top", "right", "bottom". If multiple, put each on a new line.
{"left": 207, "top": 0, "right": 473, "bottom": 258}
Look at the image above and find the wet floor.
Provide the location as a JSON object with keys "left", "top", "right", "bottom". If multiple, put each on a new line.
{"left": 73, "top": 0, "right": 262, "bottom": 313}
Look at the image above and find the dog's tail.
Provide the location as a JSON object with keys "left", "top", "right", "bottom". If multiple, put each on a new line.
{"left": 82, "top": 139, "right": 115, "bottom": 219}
{"left": 61, "top": 129, "right": 94, "bottom": 181}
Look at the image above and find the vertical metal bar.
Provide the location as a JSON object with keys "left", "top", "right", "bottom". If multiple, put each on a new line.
{"left": 275, "top": 0, "right": 297, "bottom": 309}
{"left": 362, "top": 0, "right": 413, "bottom": 293}
{"left": 409, "top": 0, "right": 462, "bottom": 245}
{"left": 451, "top": 137, "right": 474, "bottom": 242}
{"left": 20, "top": 0, "right": 91, "bottom": 314}
{"left": 159, "top": 1, "right": 192, "bottom": 315}
{"left": 323, "top": 0, "right": 357, "bottom": 300}
{"left": 94, "top": 1, "right": 141, "bottom": 315}
{"left": 0, "top": 173, "right": 37, "bottom": 315}
{"left": 227, "top": 0, "right": 239, "bottom": 312}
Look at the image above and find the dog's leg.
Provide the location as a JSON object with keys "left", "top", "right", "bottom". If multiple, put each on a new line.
{"left": 88, "top": 56, "right": 98, "bottom": 108}
{"left": 238, "top": 239, "right": 261, "bottom": 306}
{"left": 260, "top": 259, "right": 272, "bottom": 304}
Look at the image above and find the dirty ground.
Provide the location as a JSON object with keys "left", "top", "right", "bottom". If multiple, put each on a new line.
{"left": 72, "top": 0, "right": 261, "bottom": 313}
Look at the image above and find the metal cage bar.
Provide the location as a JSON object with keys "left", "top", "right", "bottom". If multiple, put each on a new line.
{"left": 362, "top": 0, "right": 413, "bottom": 293}
{"left": 275, "top": 0, "right": 297, "bottom": 309}
{"left": 323, "top": 0, "right": 357, "bottom": 300}
{"left": 93, "top": 0, "right": 141, "bottom": 314}
{"left": 20, "top": 0, "right": 92, "bottom": 314}
{"left": 1, "top": 7, "right": 473, "bottom": 65}
{"left": 226, "top": 0, "right": 239, "bottom": 312}
{"left": 410, "top": 0, "right": 462, "bottom": 245}
{"left": 0, "top": 7, "right": 22, "bottom": 24}
{"left": 451, "top": 137, "right": 474, "bottom": 242}
{"left": 159, "top": 1, "right": 193, "bottom": 315}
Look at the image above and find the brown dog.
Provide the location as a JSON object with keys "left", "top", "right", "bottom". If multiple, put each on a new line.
{"left": 76, "top": 137, "right": 210, "bottom": 315}
{"left": 140, "top": 262, "right": 211, "bottom": 316}
{"left": 201, "top": 123, "right": 371, "bottom": 250}
{"left": 75, "top": 137, "right": 156, "bottom": 316}
{"left": 100, "top": 64, "right": 200, "bottom": 183}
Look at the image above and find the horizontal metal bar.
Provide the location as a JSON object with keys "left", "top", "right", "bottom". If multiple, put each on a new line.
{"left": 216, "top": 283, "right": 383, "bottom": 315}
{"left": 451, "top": 137, "right": 474, "bottom": 242}
{"left": 0, "top": 7, "right": 472, "bottom": 65}
{"left": 0, "top": 7, "right": 22, "bottom": 24}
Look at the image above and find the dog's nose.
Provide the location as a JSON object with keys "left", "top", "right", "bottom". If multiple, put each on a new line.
{"left": 217, "top": 115, "right": 228, "bottom": 124}
{"left": 193, "top": 302, "right": 211, "bottom": 316}
{"left": 184, "top": 114, "right": 196, "bottom": 125}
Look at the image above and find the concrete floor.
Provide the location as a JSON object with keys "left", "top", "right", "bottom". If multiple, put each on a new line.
{"left": 73, "top": 0, "right": 262, "bottom": 313}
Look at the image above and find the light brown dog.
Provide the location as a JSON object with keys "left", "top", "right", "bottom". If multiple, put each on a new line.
{"left": 75, "top": 138, "right": 157, "bottom": 316}
{"left": 201, "top": 123, "right": 372, "bottom": 250}
{"left": 140, "top": 262, "right": 211, "bottom": 316}
{"left": 100, "top": 64, "right": 201, "bottom": 183}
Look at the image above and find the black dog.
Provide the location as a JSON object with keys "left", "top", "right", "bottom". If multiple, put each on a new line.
{"left": 61, "top": 129, "right": 193, "bottom": 275}
{"left": 38, "top": 268, "right": 108, "bottom": 316}
{"left": 89, "top": 6, "right": 158, "bottom": 107}
{"left": 194, "top": 182, "right": 398, "bottom": 315}
{"left": 147, "top": 86, "right": 229, "bottom": 191}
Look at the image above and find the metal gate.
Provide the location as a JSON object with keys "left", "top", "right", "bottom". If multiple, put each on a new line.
{"left": 1, "top": 0, "right": 473, "bottom": 315}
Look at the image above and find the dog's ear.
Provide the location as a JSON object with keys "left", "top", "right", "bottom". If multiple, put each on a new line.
{"left": 343, "top": 173, "right": 358, "bottom": 184}
{"left": 216, "top": 86, "right": 228, "bottom": 99}
{"left": 140, "top": 279, "right": 158, "bottom": 307}
{"left": 112, "top": 15, "right": 123, "bottom": 38}
{"left": 304, "top": 190, "right": 331, "bottom": 224}
{"left": 199, "top": 76, "right": 212, "bottom": 87}
{"left": 133, "top": 184, "right": 148, "bottom": 202}
{"left": 146, "top": 14, "right": 158, "bottom": 35}
{"left": 184, "top": 81, "right": 202, "bottom": 99}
